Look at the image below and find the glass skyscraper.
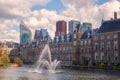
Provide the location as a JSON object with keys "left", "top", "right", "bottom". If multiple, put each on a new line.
{"left": 20, "top": 21, "right": 32, "bottom": 43}
{"left": 69, "top": 20, "right": 80, "bottom": 33}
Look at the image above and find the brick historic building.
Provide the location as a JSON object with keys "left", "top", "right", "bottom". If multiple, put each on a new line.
{"left": 93, "top": 19, "right": 120, "bottom": 64}
{"left": 10, "top": 17, "right": 120, "bottom": 66}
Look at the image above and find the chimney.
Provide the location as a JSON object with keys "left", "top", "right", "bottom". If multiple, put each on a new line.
{"left": 111, "top": 18, "right": 113, "bottom": 20}
{"left": 114, "top": 12, "right": 117, "bottom": 19}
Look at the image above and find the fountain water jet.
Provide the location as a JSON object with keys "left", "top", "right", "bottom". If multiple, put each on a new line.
{"left": 29, "top": 44, "right": 61, "bottom": 73}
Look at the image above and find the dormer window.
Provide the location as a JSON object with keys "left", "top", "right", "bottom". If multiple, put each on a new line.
{"left": 62, "top": 35, "right": 64, "bottom": 42}
{"left": 56, "top": 36, "right": 59, "bottom": 43}
{"left": 88, "top": 32, "right": 90, "bottom": 38}
{"left": 74, "top": 34, "right": 77, "bottom": 39}
{"left": 67, "top": 34, "right": 70, "bottom": 41}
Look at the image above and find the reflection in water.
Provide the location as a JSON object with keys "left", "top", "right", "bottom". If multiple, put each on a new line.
{"left": 18, "top": 77, "right": 29, "bottom": 80}
{"left": 0, "top": 67, "right": 120, "bottom": 80}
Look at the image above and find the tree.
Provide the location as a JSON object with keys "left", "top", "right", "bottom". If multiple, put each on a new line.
{"left": 0, "top": 48, "right": 4, "bottom": 56}
{"left": 14, "top": 57, "right": 23, "bottom": 67}
{"left": 0, "top": 53, "right": 10, "bottom": 63}
{"left": 0, "top": 47, "right": 10, "bottom": 66}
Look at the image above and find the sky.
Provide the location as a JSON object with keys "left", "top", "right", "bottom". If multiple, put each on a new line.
{"left": 0, "top": 0, "right": 120, "bottom": 42}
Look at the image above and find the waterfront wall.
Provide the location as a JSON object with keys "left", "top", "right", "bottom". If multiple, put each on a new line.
{"left": 9, "top": 46, "right": 74, "bottom": 66}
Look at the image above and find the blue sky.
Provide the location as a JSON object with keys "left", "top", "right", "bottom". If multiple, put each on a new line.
{"left": 98, "top": 0, "right": 109, "bottom": 5}
{"left": 31, "top": 0, "right": 113, "bottom": 13}
{"left": 31, "top": 0, "right": 65, "bottom": 13}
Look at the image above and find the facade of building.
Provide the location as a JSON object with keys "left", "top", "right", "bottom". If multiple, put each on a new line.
{"left": 50, "top": 43, "right": 74, "bottom": 66}
{"left": 79, "top": 28, "right": 98, "bottom": 65}
{"left": 55, "top": 20, "right": 67, "bottom": 36}
{"left": 93, "top": 19, "right": 120, "bottom": 64}
{"left": 50, "top": 33, "right": 74, "bottom": 66}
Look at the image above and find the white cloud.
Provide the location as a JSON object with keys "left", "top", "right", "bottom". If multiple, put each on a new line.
{"left": 0, "top": 0, "right": 51, "bottom": 42}
{"left": 0, "top": 0, "right": 120, "bottom": 42}
{"left": 99, "top": 0, "right": 120, "bottom": 20}
{"left": 61, "top": 0, "right": 120, "bottom": 27}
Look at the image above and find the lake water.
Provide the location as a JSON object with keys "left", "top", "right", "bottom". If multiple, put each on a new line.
{"left": 0, "top": 66, "right": 120, "bottom": 80}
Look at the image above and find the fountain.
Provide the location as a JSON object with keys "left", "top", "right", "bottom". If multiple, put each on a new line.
{"left": 29, "top": 44, "right": 61, "bottom": 73}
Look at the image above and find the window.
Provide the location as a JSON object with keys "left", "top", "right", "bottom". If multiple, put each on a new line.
{"left": 63, "top": 47, "right": 65, "bottom": 51}
{"left": 107, "top": 35, "right": 111, "bottom": 39}
{"left": 100, "top": 42, "right": 104, "bottom": 50}
{"left": 88, "top": 40, "right": 91, "bottom": 45}
{"left": 100, "top": 35, "right": 104, "bottom": 40}
{"left": 101, "top": 52, "right": 104, "bottom": 60}
{"left": 67, "top": 35, "right": 70, "bottom": 41}
{"left": 107, "top": 41, "right": 111, "bottom": 50}
{"left": 95, "top": 43, "right": 98, "bottom": 50}
{"left": 87, "top": 33, "right": 90, "bottom": 38}
{"left": 73, "top": 41, "right": 77, "bottom": 46}
{"left": 60, "top": 47, "right": 61, "bottom": 51}
{"left": 81, "top": 49, "right": 83, "bottom": 53}
{"left": 94, "top": 36, "right": 98, "bottom": 41}
{"left": 94, "top": 52, "right": 98, "bottom": 60}
{"left": 114, "top": 41, "right": 118, "bottom": 50}
{"left": 56, "top": 36, "right": 59, "bottom": 42}
{"left": 114, "top": 34, "right": 118, "bottom": 39}
{"left": 74, "top": 34, "right": 77, "bottom": 39}
{"left": 114, "top": 52, "right": 118, "bottom": 61}
{"left": 84, "top": 40, "right": 87, "bottom": 45}
{"left": 62, "top": 35, "right": 64, "bottom": 42}
{"left": 81, "top": 41, "right": 83, "bottom": 46}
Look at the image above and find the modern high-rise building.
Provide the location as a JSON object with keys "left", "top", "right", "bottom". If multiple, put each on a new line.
{"left": 81, "top": 22, "right": 92, "bottom": 32}
{"left": 69, "top": 20, "right": 81, "bottom": 33}
{"left": 55, "top": 20, "right": 67, "bottom": 36}
{"left": 20, "top": 21, "right": 32, "bottom": 43}
{"left": 34, "top": 29, "right": 48, "bottom": 41}
{"left": 34, "top": 29, "right": 52, "bottom": 43}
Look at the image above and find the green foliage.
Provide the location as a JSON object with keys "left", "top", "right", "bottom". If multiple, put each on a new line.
{"left": 14, "top": 57, "right": 23, "bottom": 67}
{"left": 99, "top": 63, "right": 105, "bottom": 68}
{"left": 108, "top": 63, "right": 115, "bottom": 69}
{"left": 0, "top": 48, "right": 10, "bottom": 67}
{"left": 0, "top": 54, "right": 10, "bottom": 63}
{"left": 72, "top": 60, "right": 79, "bottom": 65}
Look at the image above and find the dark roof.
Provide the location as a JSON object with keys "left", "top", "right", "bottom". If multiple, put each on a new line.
{"left": 74, "top": 24, "right": 81, "bottom": 33}
{"left": 97, "top": 19, "right": 120, "bottom": 34}
{"left": 81, "top": 28, "right": 98, "bottom": 39}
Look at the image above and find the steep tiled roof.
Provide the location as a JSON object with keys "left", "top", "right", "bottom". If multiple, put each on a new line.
{"left": 81, "top": 28, "right": 98, "bottom": 39}
{"left": 96, "top": 19, "right": 120, "bottom": 34}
